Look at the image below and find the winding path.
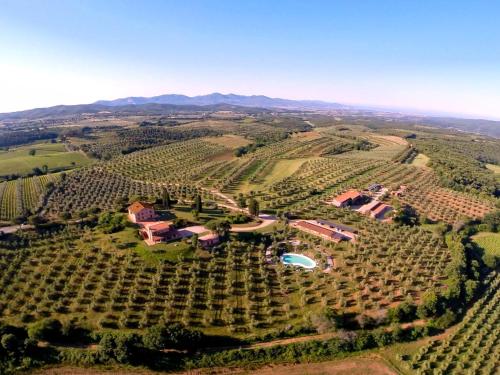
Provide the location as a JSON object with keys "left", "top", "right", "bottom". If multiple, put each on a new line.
{"left": 230, "top": 213, "right": 277, "bottom": 232}
{"left": 211, "top": 190, "right": 277, "bottom": 232}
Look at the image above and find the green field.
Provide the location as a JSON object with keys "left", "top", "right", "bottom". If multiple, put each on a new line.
{"left": 472, "top": 231, "right": 500, "bottom": 256}
{"left": 0, "top": 142, "right": 92, "bottom": 177}
{"left": 238, "top": 158, "right": 311, "bottom": 193}
{"left": 263, "top": 158, "right": 309, "bottom": 184}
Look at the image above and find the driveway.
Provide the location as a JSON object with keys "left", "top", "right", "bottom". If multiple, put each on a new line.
{"left": 0, "top": 224, "right": 34, "bottom": 234}
{"left": 231, "top": 214, "right": 277, "bottom": 232}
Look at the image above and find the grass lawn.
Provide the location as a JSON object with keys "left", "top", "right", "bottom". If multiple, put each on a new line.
{"left": 411, "top": 153, "right": 430, "bottom": 167}
{"left": 230, "top": 218, "right": 262, "bottom": 228}
{"left": 471, "top": 231, "right": 500, "bottom": 257}
{"left": 0, "top": 142, "right": 92, "bottom": 176}
{"left": 111, "top": 205, "right": 230, "bottom": 264}
{"left": 111, "top": 227, "right": 195, "bottom": 264}
{"left": 169, "top": 205, "right": 229, "bottom": 224}
{"left": 263, "top": 159, "right": 308, "bottom": 184}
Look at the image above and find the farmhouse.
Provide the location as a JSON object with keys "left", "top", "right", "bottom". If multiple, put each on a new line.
{"left": 329, "top": 190, "right": 363, "bottom": 208}
{"left": 128, "top": 202, "right": 157, "bottom": 223}
{"left": 198, "top": 233, "right": 220, "bottom": 248}
{"left": 292, "top": 219, "right": 357, "bottom": 242}
{"left": 358, "top": 199, "right": 381, "bottom": 214}
{"left": 370, "top": 203, "right": 392, "bottom": 219}
{"left": 358, "top": 200, "right": 393, "bottom": 220}
{"left": 140, "top": 221, "right": 180, "bottom": 245}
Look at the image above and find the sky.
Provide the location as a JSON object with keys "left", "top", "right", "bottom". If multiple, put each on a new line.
{"left": 1, "top": 0, "right": 500, "bottom": 119}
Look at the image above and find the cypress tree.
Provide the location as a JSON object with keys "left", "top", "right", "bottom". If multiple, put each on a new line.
{"left": 248, "top": 198, "right": 259, "bottom": 217}
{"left": 163, "top": 189, "right": 171, "bottom": 209}
{"left": 195, "top": 195, "right": 203, "bottom": 213}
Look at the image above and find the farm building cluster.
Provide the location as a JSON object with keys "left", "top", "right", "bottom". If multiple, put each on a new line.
{"left": 127, "top": 202, "right": 219, "bottom": 248}
{"left": 326, "top": 184, "right": 394, "bottom": 221}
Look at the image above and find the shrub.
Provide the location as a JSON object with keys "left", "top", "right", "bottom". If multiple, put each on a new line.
{"left": 143, "top": 323, "right": 204, "bottom": 351}
{"left": 98, "top": 332, "right": 139, "bottom": 364}
{"left": 28, "top": 318, "right": 63, "bottom": 342}
{"left": 388, "top": 300, "right": 417, "bottom": 323}
{"left": 98, "top": 212, "right": 126, "bottom": 233}
{"left": 417, "top": 290, "right": 440, "bottom": 318}
{"left": 1, "top": 333, "right": 20, "bottom": 353}
{"left": 429, "top": 310, "right": 457, "bottom": 330}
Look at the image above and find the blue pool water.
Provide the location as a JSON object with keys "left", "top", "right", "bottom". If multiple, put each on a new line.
{"left": 281, "top": 253, "right": 317, "bottom": 269}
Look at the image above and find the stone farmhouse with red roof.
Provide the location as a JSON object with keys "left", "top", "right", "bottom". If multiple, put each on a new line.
{"left": 140, "top": 221, "right": 180, "bottom": 245}
{"left": 329, "top": 190, "right": 363, "bottom": 208}
{"left": 128, "top": 202, "right": 157, "bottom": 223}
{"left": 358, "top": 200, "right": 393, "bottom": 220}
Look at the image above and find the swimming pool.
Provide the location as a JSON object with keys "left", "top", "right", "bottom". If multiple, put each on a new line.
{"left": 281, "top": 253, "right": 317, "bottom": 269}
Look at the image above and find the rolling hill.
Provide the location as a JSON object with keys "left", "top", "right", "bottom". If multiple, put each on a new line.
{"left": 94, "top": 92, "right": 347, "bottom": 110}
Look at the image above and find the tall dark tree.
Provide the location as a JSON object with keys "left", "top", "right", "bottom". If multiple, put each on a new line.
{"left": 162, "top": 189, "right": 171, "bottom": 209}
{"left": 195, "top": 194, "right": 203, "bottom": 213}
{"left": 237, "top": 193, "right": 247, "bottom": 208}
{"left": 248, "top": 198, "right": 259, "bottom": 217}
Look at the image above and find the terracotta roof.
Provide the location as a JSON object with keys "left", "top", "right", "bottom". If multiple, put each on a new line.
{"left": 296, "top": 220, "right": 356, "bottom": 242}
{"left": 128, "top": 201, "right": 154, "bottom": 214}
{"left": 372, "top": 204, "right": 392, "bottom": 216}
{"left": 315, "top": 219, "right": 357, "bottom": 233}
{"left": 333, "top": 189, "right": 362, "bottom": 203}
{"left": 296, "top": 221, "right": 337, "bottom": 238}
{"left": 146, "top": 221, "right": 173, "bottom": 232}
{"left": 358, "top": 200, "right": 382, "bottom": 214}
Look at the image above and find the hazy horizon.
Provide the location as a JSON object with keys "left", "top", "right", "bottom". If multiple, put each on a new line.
{"left": 1, "top": 0, "right": 499, "bottom": 119}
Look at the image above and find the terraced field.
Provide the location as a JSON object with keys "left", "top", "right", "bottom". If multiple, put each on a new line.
{"left": 44, "top": 132, "right": 495, "bottom": 226}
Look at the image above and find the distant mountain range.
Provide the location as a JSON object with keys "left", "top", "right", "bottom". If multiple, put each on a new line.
{"left": 1, "top": 92, "right": 499, "bottom": 138}
{"left": 0, "top": 102, "right": 271, "bottom": 121}
{"left": 95, "top": 92, "right": 347, "bottom": 110}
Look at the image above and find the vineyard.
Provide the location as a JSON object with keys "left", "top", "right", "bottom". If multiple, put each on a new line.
{"left": 398, "top": 172, "right": 495, "bottom": 223}
{"left": 43, "top": 130, "right": 497, "bottom": 227}
{"left": 0, "top": 173, "right": 61, "bottom": 221}
{"left": 1, "top": 113, "right": 500, "bottom": 375}
{"left": 77, "top": 126, "right": 223, "bottom": 159}
{"left": 0, "top": 206, "right": 451, "bottom": 335}
{"left": 399, "top": 273, "right": 499, "bottom": 374}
